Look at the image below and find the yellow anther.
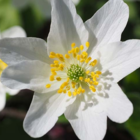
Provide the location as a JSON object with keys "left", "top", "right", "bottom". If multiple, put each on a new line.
{"left": 96, "top": 71, "right": 102, "bottom": 75}
{"left": 93, "top": 77, "right": 97, "bottom": 82}
{"left": 58, "top": 89, "right": 63, "bottom": 94}
{"left": 85, "top": 57, "right": 92, "bottom": 63}
{"left": 86, "top": 42, "right": 90, "bottom": 48}
{"left": 51, "top": 71, "right": 57, "bottom": 76}
{"left": 50, "top": 52, "right": 56, "bottom": 56}
{"left": 77, "top": 55, "right": 80, "bottom": 60}
{"left": 90, "top": 86, "right": 96, "bottom": 92}
{"left": 50, "top": 75, "right": 54, "bottom": 81}
{"left": 73, "top": 53, "right": 77, "bottom": 58}
{"left": 73, "top": 91, "right": 77, "bottom": 96}
{"left": 54, "top": 60, "right": 59, "bottom": 64}
{"left": 75, "top": 47, "right": 80, "bottom": 53}
{"left": 46, "top": 84, "right": 51, "bottom": 88}
{"left": 50, "top": 64, "right": 55, "bottom": 67}
{"left": 66, "top": 86, "right": 70, "bottom": 91}
{"left": 89, "top": 81, "right": 94, "bottom": 85}
{"left": 67, "top": 78, "right": 70, "bottom": 82}
{"left": 91, "top": 72, "right": 95, "bottom": 77}
{"left": 82, "top": 51, "right": 88, "bottom": 58}
{"left": 68, "top": 50, "right": 72, "bottom": 54}
{"left": 80, "top": 59, "right": 85, "bottom": 63}
{"left": 51, "top": 68, "right": 57, "bottom": 72}
{"left": 49, "top": 55, "right": 55, "bottom": 58}
{"left": 81, "top": 89, "right": 85, "bottom": 93}
{"left": 85, "top": 78, "right": 90, "bottom": 83}
{"left": 56, "top": 77, "right": 61, "bottom": 81}
{"left": 86, "top": 70, "right": 90, "bottom": 74}
{"left": 59, "top": 64, "right": 64, "bottom": 71}
{"left": 71, "top": 48, "right": 75, "bottom": 53}
{"left": 95, "top": 74, "right": 99, "bottom": 78}
{"left": 93, "top": 81, "right": 99, "bottom": 86}
{"left": 65, "top": 54, "right": 70, "bottom": 59}
{"left": 90, "top": 59, "right": 97, "bottom": 66}
{"left": 63, "top": 89, "right": 67, "bottom": 93}
{"left": 71, "top": 43, "right": 76, "bottom": 48}
{"left": 79, "top": 77, "right": 83, "bottom": 81}
{"left": 68, "top": 91, "right": 72, "bottom": 97}
{"left": 80, "top": 45, "right": 84, "bottom": 50}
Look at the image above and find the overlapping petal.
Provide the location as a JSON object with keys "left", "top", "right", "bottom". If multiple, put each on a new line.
{"left": 1, "top": 60, "right": 57, "bottom": 92}
{"left": 99, "top": 40, "right": 140, "bottom": 82}
{"left": 47, "top": 0, "right": 89, "bottom": 55}
{"left": 85, "top": 0, "right": 129, "bottom": 55}
{"left": 1, "top": 26, "right": 26, "bottom": 38}
{"left": 0, "top": 83, "right": 6, "bottom": 111}
{"left": 65, "top": 95, "right": 107, "bottom": 140}
{"left": 24, "top": 92, "right": 70, "bottom": 138}
{"left": 0, "top": 38, "right": 51, "bottom": 65}
{"left": 105, "top": 83, "right": 133, "bottom": 123}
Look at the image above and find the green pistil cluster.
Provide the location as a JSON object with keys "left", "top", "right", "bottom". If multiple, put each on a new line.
{"left": 67, "top": 64, "right": 85, "bottom": 82}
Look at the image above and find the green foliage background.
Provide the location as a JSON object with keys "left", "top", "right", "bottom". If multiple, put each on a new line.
{"left": 0, "top": 0, "right": 140, "bottom": 140}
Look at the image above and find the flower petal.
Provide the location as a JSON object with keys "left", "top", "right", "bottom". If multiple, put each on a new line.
{"left": 0, "top": 83, "right": 6, "bottom": 111}
{"left": 24, "top": 92, "right": 69, "bottom": 138}
{"left": 100, "top": 40, "right": 140, "bottom": 82}
{"left": 85, "top": 0, "right": 129, "bottom": 49}
{"left": 0, "top": 38, "right": 51, "bottom": 65}
{"left": 47, "top": 0, "right": 88, "bottom": 55}
{"left": 1, "top": 60, "right": 63, "bottom": 93}
{"left": 1, "top": 26, "right": 26, "bottom": 38}
{"left": 65, "top": 95, "right": 107, "bottom": 140}
{"left": 105, "top": 83, "right": 133, "bottom": 123}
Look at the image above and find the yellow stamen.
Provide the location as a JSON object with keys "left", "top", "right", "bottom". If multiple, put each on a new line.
{"left": 75, "top": 47, "right": 80, "bottom": 53}
{"left": 80, "top": 45, "right": 84, "bottom": 50}
{"left": 86, "top": 70, "right": 90, "bottom": 74}
{"left": 86, "top": 42, "right": 90, "bottom": 48}
{"left": 77, "top": 55, "right": 80, "bottom": 60}
{"left": 46, "top": 84, "right": 51, "bottom": 88}
{"left": 68, "top": 91, "right": 72, "bottom": 97}
{"left": 65, "top": 54, "right": 70, "bottom": 59}
{"left": 96, "top": 71, "right": 102, "bottom": 75}
{"left": 71, "top": 43, "right": 76, "bottom": 48}
{"left": 51, "top": 71, "right": 57, "bottom": 76}
{"left": 50, "top": 75, "right": 54, "bottom": 81}
{"left": 56, "top": 77, "right": 61, "bottom": 81}
{"left": 79, "top": 77, "right": 83, "bottom": 81}
{"left": 58, "top": 89, "right": 63, "bottom": 93}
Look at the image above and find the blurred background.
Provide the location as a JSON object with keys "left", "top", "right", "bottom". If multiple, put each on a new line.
{"left": 0, "top": 0, "right": 140, "bottom": 139}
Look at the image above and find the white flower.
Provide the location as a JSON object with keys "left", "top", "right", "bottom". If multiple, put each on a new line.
{"left": 12, "top": 0, "right": 80, "bottom": 18}
{"left": 0, "top": 0, "right": 139, "bottom": 139}
{"left": 0, "top": 26, "right": 26, "bottom": 111}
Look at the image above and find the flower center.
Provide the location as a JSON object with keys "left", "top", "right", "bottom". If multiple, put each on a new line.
{"left": 46, "top": 42, "right": 102, "bottom": 97}
{"left": 67, "top": 64, "right": 85, "bottom": 82}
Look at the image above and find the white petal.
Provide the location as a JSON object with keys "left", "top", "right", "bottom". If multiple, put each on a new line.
{"left": 24, "top": 92, "right": 69, "bottom": 138}
{"left": 4, "top": 87, "right": 19, "bottom": 95}
{"left": 65, "top": 95, "right": 107, "bottom": 140}
{"left": 0, "top": 38, "right": 51, "bottom": 65}
{"left": 105, "top": 83, "right": 133, "bottom": 123}
{"left": 72, "top": 0, "right": 80, "bottom": 5}
{"left": 1, "top": 60, "right": 51, "bottom": 91}
{"left": 0, "top": 83, "right": 6, "bottom": 111}
{"left": 34, "top": 0, "right": 51, "bottom": 18}
{"left": 100, "top": 40, "right": 140, "bottom": 82}
{"left": 85, "top": 0, "right": 129, "bottom": 53}
{"left": 1, "top": 26, "right": 26, "bottom": 38}
{"left": 47, "top": 0, "right": 88, "bottom": 55}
